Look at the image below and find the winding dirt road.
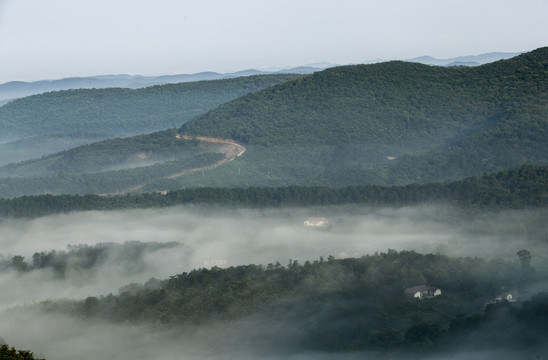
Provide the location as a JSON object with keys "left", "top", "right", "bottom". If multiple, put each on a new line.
{"left": 105, "top": 135, "right": 246, "bottom": 195}
{"left": 168, "top": 135, "right": 246, "bottom": 179}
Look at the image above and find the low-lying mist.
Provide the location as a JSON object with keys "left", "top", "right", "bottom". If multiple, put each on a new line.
{"left": 0, "top": 311, "right": 386, "bottom": 360}
{"left": 1, "top": 204, "right": 547, "bottom": 359}
{"left": 0, "top": 134, "right": 108, "bottom": 167}
{"left": 2, "top": 204, "right": 545, "bottom": 266}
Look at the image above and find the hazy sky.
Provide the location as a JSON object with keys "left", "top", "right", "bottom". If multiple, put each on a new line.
{"left": 0, "top": 0, "right": 547, "bottom": 83}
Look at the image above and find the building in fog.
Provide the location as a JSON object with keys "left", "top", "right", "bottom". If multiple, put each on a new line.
{"left": 404, "top": 285, "right": 442, "bottom": 300}
{"left": 303, "top": 217, "right": 330, "bottom": 229}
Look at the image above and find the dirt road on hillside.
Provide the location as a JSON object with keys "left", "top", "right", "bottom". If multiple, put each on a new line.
{"left": 103, "top": 135, "right": 246, "bottom": 195}
{"left": 167, "top": 135, "right": 246, "bottom": 178}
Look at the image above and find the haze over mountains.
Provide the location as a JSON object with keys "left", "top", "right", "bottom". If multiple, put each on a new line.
{"left": 0, "top": 67, "right": 320, "bottom": 104}
{"left": 405, "top": 51, "right": 522, "bottom": 67}
{"left": 0, "top": 51, "right": 521, "bottom": 104}
{"left": 0, "top": 47, "right": 547, "bottom": 360}
{"left": 0, "top": 48, "right": 545, "bottom": 198}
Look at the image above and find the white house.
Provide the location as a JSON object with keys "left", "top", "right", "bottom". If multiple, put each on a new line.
{"left": 495, "top": 292, "right": 516, "bottom": 303}
{"left": 303, "top": 217, "right": 330, "bottom": 228}
{"left": 404, "top": 285, "right": 442, "bottom": 300}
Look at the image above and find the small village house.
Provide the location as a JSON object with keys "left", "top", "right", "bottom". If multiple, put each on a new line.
{"left": 404, "top": 285, "right": 442, "bottom": 300}
{"left": 303, "top": 217, "right": 330, "bottom": 228}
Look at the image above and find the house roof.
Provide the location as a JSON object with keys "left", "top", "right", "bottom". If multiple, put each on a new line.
{"left": 404, "top": 285, "right": 438, "bottom": 295}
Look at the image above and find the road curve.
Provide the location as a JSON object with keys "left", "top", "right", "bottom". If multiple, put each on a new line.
{"left": 100, "top": 135, "right": 246, "bottom": 196}
{"left": 167, "top": 135, "right": 246, "bottom": 178}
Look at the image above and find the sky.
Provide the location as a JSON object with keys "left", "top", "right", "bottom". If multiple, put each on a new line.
{"left": 0, "top": 0, "right": 547, "bottom": 83}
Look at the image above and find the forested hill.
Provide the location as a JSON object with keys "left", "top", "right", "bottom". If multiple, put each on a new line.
{"left": 27, "top": 250, "right": 548, "bottom": 355}
{"left": 181, "top": 47, "right": 548, "bottom": 146}
{"left": 0, "top": 129, "right": 213, "bottom": 177}
{"left": 0, "top": 74, "right": 301, "bottom": 142}
{"left": 0, "top": 165, "right": 546, "bottom": 218}
{"left": 179, "top": 47, "right": 548, "bottom": 185}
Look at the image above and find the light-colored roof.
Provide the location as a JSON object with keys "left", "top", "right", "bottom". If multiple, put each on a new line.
{"left": 404, "top": 285, "right": 438, "bottom": 295}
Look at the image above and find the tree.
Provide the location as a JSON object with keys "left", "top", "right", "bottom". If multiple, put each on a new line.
{"left": 0, "top": 344, "right": 45, "bottom": 360}
{"left": 11, "top": 255, "right": 28, "bottom": 272}
{"left": 83, "top": 296, "right": 99, "bottom": 317}
{"left": 517, "top": 249, "right": 532, "bottom": 268}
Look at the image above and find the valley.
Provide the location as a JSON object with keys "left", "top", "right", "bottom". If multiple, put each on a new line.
{"left": 0, "top": 48, "right": 547, "bottom": 360}
{"left": 0, "top": 48, "right": 546, "bottom": 198}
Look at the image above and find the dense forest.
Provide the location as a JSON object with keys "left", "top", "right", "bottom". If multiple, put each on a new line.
{"left": 0, "top": 74, "right": 300, "bottom": 168}
{"left": 177, "top": 48, "right": 548, "bottom": 186}
{"left": 1, "top": 50, "right": 547, "bottom": 196}
{"left": 0, "top": 50, "right": 547, "bottom": 359}
{"left": 0, "top": 74, "right": 301, "bottom": 141}
{"left": 182, "top": 48, "right": 547, "bottom": 147}
{"left": 0, "top": 164, "right": 546, "bottom": 218}
{"left": 26, "top": 249, "right": 545, "bottom": 355}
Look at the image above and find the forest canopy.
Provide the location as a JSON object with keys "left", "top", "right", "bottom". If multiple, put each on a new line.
{"left": 0, "top": 164, "right": 546, "bottom": 218}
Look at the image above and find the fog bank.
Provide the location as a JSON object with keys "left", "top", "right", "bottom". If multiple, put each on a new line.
{"left": 1, "top": 205, "right": 545, "bottom": 308}
{"left": 1, "top": 205, "right": 547, "bottom": 359}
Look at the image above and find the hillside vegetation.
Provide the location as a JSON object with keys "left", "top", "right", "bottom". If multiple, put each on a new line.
{"left": 1, "top": 49, "right": 547, "bottom": 195}
{"left": 0, "top": 129, "right": 213, "bottom": 177}
{"left": 0, "top": 344, "right": 44, "bottom": 360}
{"left": 0, "top": 165, "right": 546, "bottom": 217}
{"left": 0, "top": 74, "right": 300, "bottom": 141}
{"left": 0, "top": 129, "right": 230, "bottom": 197}
{"left": 0, "top": 74, "right": 301, "bottom": 166}
{"left": 23, "top": 250, "right": 547, "bottom": 355}
{"left": 180, "top": 47, "right": 548, "bottom": 185}
{"left": 0, "top": 152, "right": 224, "bottom": 198}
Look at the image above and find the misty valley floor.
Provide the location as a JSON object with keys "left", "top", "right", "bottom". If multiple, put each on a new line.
{"left": 1, "top": 205, "right": 547, "bottom": 359}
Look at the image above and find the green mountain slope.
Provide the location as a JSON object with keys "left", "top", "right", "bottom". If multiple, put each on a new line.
{"left": 179, "top": 47, "right": 548, "bottom": 186}
{"left": 0, "top": 129, "right": 213, "bottom": 177}
{"left": 0, "top": 74, "right": 301, "bottom": 141}
{"left": 0, "top": 129, "right": 228, "bottom": 197}
{"left": 1, "top": 49, "right": 546, "bottom": 195}
{"left": 0, "top": 151, "right": 224, "bottom": 198}
{"left": 0, "top": 74, "right": 301, "bottom": 165}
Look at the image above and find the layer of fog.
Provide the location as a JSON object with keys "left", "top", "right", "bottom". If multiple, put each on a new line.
{"left": 0, "top": 134, "right": 109, "bottom": 167}
{"left": 1, "top": 205, "right": 546, "bottom": 307}
{"left": 0, "top": 311, "right": 377, "bottom": 360}
{"left": 1, "top": 205, "right": 541, "bottom": 261}
{"left": 1, "top": 302, "right": 545, "bottom": 360}
{"left": 1, "top": 204, "right": 547, "bottom": 359}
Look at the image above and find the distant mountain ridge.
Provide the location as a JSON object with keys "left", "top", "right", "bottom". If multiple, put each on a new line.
{"left": 405, "top": 51, "right": 522, "bottom": 66}
{"left": 0, "top": 66, "right": 322, "bottom": 103}
{"left": 0, "top": 51, "right": 523, "bottom": 103}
